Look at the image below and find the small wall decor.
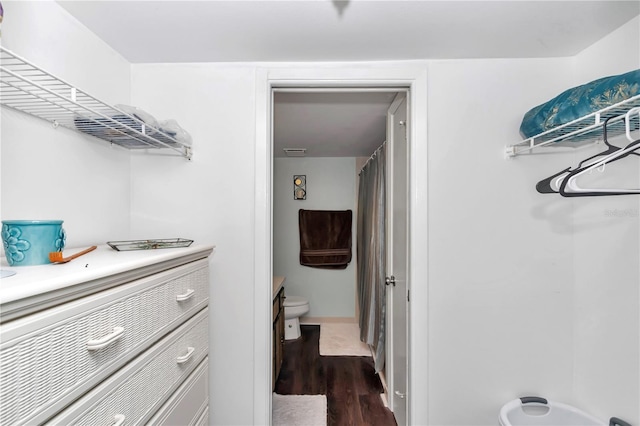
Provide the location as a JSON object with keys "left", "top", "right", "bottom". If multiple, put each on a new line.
{"left": 293, "top": 175, "right": 306, "bottom": 200}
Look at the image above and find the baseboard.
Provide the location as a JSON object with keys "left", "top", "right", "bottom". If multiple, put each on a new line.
{"left": 370, "top": 343, "right": 389, "bottom": 397}
{"left": 375, "top": 356, "right": 390, "bottom": 406}
{"left": 300, "top": 317, "right": 357, "bottom": 325}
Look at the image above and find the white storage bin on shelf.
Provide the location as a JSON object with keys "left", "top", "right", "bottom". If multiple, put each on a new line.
{"left": 0, "top": 47, "right": 192, "bottom": 160}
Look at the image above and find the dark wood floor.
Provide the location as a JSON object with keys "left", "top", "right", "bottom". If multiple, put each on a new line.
{"left": 275, "top": 325, "right": 397, "bottom": 426}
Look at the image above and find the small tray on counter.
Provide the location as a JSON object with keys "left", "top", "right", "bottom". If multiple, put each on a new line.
{"left": 107, "top": 238, "right": 194, "bottom": 251}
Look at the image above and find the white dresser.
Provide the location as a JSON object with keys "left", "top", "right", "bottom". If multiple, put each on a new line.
{"left": 0, "top": 244, "right": 214, "bottom": 425}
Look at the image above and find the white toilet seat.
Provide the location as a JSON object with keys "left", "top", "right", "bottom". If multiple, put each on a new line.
{"left": 283, "top": 295, "right": 308, "bottom": 307}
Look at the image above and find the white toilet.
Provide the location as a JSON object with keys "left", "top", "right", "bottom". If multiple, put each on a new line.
{"left": 283, "top": 296, "right": 310, "bottom": 340}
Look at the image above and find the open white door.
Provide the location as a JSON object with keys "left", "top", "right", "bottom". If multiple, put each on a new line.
{"left": 386, "top": 92, "right": 409, "bottom": 426}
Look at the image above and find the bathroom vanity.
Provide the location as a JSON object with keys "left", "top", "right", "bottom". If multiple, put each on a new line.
{"left": 273, "top": 276, "right": 285, "bottom": 388}
{"left": 0, "top": 244, "right": 214, "bottom": 425}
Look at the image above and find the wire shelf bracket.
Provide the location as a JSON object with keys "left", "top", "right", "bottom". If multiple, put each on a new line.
{"left": 0, "top": 46, "right": 192, "bottom": 160}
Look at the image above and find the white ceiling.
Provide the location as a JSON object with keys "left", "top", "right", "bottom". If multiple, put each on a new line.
{"left": 274, "top": 91, "right": 399, "bottom": 157}
{"left": 58, "top": 1, "right": 639, "bottom": 63}
{"left": 57, "top": 1, "right": 640, "bottom": 158}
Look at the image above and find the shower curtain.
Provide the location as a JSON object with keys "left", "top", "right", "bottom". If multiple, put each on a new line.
{"left": 357, "top": 143, "right": 386, "bottom": 373}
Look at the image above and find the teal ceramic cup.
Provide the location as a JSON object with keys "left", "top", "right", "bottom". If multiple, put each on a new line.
{"left": 1, "top": 220, "right": 66, "bottom": 266}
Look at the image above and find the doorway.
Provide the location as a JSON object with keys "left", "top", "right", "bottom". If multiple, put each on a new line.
{"left": 272, "top": 89, "right": 398, "bottom": 327}
{"left": 253, "top": 66, "right": 429, "bottom": 425}
{"left": 272, "top": 87, "right": 407, "bottom": 423}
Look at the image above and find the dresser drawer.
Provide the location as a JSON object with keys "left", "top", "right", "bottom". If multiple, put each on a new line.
{"left": 273, "top": 287, "right": 283, "bottom": 319}
{"left": 148, "top": 357, "right": 208, "bottom": 425}
{"left": 195, "top": 407, "right": 209, "bottom": 426}
{"left": 49, "top": 308, "right": 208, "bottom": 426}
{"left": 0, "top": 259, "right": 209, "bottom": 425}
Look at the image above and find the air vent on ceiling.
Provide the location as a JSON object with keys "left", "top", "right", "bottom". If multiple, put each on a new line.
{"left": 283, "top": 148, "right": 307, "bottom": 157}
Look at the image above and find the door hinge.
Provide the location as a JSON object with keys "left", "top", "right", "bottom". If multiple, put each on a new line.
{"left": 407, "top": 289, "right": 410, "bottom": 302}
{"left": 399, "top": 119, "right": 408, "bottom": 141}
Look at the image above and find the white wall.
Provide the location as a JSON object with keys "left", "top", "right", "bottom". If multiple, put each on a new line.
{"left": 572, "top": 15, "right": 640, "bottom": 82}
{"left": 130, "top": 56, "right": 584, "bottom": 426}
{"left": 571, "top": 16, "right": 640, "bottom": 423}
{"left": 0, "top": 1, "right": 132, "bottom": 251}
{"left": 426, "top": 56, "right": 578, "bottom": 425}
{"left": 129, "top": 62, "right": 258, "bottom": 426}
{"left": 424, "top": 17, "right": 640, "bottom": 425}
{"left": 273, "top": 157, "right": 357, "bottom": 319}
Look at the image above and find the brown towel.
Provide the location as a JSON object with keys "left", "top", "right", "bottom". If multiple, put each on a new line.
{"left": 299, "top": 209, "right": 352, "bottom": 269}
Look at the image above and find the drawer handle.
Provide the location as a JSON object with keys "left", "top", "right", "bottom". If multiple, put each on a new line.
{"left": 176, "top": 346, "right": 195, "bottom": 364}
{"left": 113, "top": 414, "right": 125, "bottom": 426}
{"left": 176, "top": 289, "right": 195, "bottom": 301}
{"left": 87, "top": 327, "right": 125, "bottom": 351}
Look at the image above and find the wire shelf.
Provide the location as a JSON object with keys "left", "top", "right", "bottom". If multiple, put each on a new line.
{"left": 0, "top": 47, "right": 192, "bottom": 159}
{"left": 506, "top": 94, "right": 640, "bottom": 157}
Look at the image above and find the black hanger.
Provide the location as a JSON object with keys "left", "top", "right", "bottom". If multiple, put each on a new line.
{"left": 536, "top": 116, "right": 630, "bottom": 194}
{"left": 536, "top": 167, "right": 571, "bottom": 194}
{"left": 610, "top": 417, "right": 632, "bottom": 426}
{"left": 558, "top": 137, "right": 640, "bottom": 196}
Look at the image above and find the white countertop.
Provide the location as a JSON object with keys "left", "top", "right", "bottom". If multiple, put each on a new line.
{"left": 0, "top": 244, "right": 215, "bottom": 306}
{"left": 273, "top": 276, "right": 285, "bottom": 299}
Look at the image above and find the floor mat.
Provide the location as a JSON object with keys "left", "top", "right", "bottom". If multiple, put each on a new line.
{"left": 319, "top": 323, "right": 371, "bottom": 356}
{"left": 272, "top": 393, "right": 327, "bottom": 426}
